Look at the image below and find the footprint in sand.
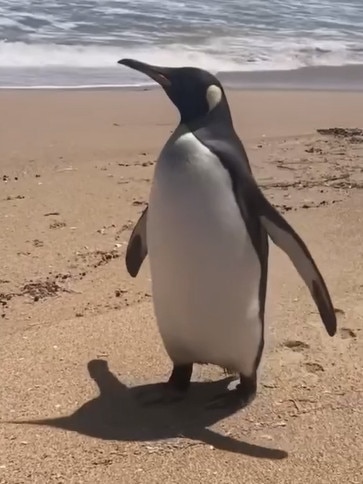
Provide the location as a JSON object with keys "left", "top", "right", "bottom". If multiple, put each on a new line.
{"left": 339, "top": 328, "right": 357, "bottom": 339}
{"left": 49, "top": 221, "right": 67, "bottom": 229}
{"left": 282, "top": 340, "right": 310, "bottom": 352}
{"left": 304, "top": 362, "right": 324, "bottom": 374}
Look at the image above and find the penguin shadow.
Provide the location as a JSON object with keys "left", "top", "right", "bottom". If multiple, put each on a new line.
{"left": 13, "top": 359, "right": 287, "bottom": 459}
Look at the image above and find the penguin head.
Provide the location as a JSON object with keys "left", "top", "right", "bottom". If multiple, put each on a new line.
{"left": 118, "top": 58, "right": 230, "bottom": 124}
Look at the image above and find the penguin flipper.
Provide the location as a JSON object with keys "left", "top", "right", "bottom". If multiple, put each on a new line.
{"left": 125, "top": 206, "right": 148, "bottom": 277}
{"left": 254, "top": 188, "right": 337, "bottom": 337}
{"left": 190, "top": 135, "right": 336, "bottom": 336}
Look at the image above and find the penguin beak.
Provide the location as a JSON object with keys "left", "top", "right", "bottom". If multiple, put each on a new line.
{"left": 118, "top": 58, "right": 172, "bottom": 87}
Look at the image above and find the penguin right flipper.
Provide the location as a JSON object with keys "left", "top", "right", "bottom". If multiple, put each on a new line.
{"left": 125, "top": 206, "right": 148, "bottom": 277}
{"left": 251, "top": 184, "right": 337, "bottom": 337}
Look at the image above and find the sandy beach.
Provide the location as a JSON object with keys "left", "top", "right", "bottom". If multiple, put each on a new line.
{"left": 0, "top": 88, "right": 362, "bottom": 483}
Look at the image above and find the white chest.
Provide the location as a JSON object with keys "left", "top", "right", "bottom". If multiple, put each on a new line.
{"left": 146, "top": 129, "right": 262, "bottom": 375}
{"left": 149, "top": 130, "right": 241, "bottom": 245}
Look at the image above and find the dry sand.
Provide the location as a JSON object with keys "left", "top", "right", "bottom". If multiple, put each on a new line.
{"left": 0, "top": 89, "right": 362, "bottom": 483}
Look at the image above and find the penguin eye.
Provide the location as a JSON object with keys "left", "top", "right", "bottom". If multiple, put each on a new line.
{"left": 206, "top": 85, "right": 222, "bottom": 111}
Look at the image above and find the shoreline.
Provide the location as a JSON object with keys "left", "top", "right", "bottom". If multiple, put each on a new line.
{"left": 0, "top": 64, "right": 362, "bottom": 92}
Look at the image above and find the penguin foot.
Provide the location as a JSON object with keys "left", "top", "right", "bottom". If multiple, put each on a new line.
{"left": 206, "top": 374, "right": 257, "bottom": 410}
{"left": 137, "top": 363, "right": 193, "bottom": 407}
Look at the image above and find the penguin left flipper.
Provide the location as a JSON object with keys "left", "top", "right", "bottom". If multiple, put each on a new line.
{"left": 244, "top": 178, "right": 336, "bottom": 336}
{"left": 200, "top": 139, "right": 337, "bottom": 337}
{"left": 255, "top": 187, "right": 337, "bottom": 336}
{"left": 125, "top": 206, "right": 148, "bottom": 277}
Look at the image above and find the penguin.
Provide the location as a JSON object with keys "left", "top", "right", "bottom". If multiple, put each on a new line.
{"left": 118, "top": 58, "right": 337, "bottom": 409}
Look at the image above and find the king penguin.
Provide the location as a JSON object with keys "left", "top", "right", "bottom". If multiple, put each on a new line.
{"left": 118, "top": 58, "right": 337, "bottom": 409}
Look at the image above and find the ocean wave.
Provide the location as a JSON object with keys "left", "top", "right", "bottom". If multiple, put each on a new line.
{"left": 1, "top": 0, "right": 362, "bottom": 46}
{"left": 0, "top": 41, "right": 244, "bottom": 71}
{"left": 0, "top": 39, "right": 362, "bottom": 72}
{"left": 0, "top": 42, "right": 123, "bottom": 68}
{"left": 0, "top": 83, "right": 149, "bottom": 90}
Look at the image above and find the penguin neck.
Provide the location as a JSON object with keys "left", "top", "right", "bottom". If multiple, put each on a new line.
{"left": 182, "top": 98, "right": 235, "bottom": 135}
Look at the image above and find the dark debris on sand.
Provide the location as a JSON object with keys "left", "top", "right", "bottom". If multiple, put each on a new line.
{"left": 317, "top": 127, "right": 363, "bottom": 143}
{"left": 1, "top": 278, "right": 73, "bottom": 309}
{"left": 21, "top": 280, "right": 65, "bottom": 300}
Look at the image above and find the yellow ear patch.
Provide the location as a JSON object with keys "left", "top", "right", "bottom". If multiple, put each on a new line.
{"left": 206, "top": 84, "right": 222, "bottom": 111}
